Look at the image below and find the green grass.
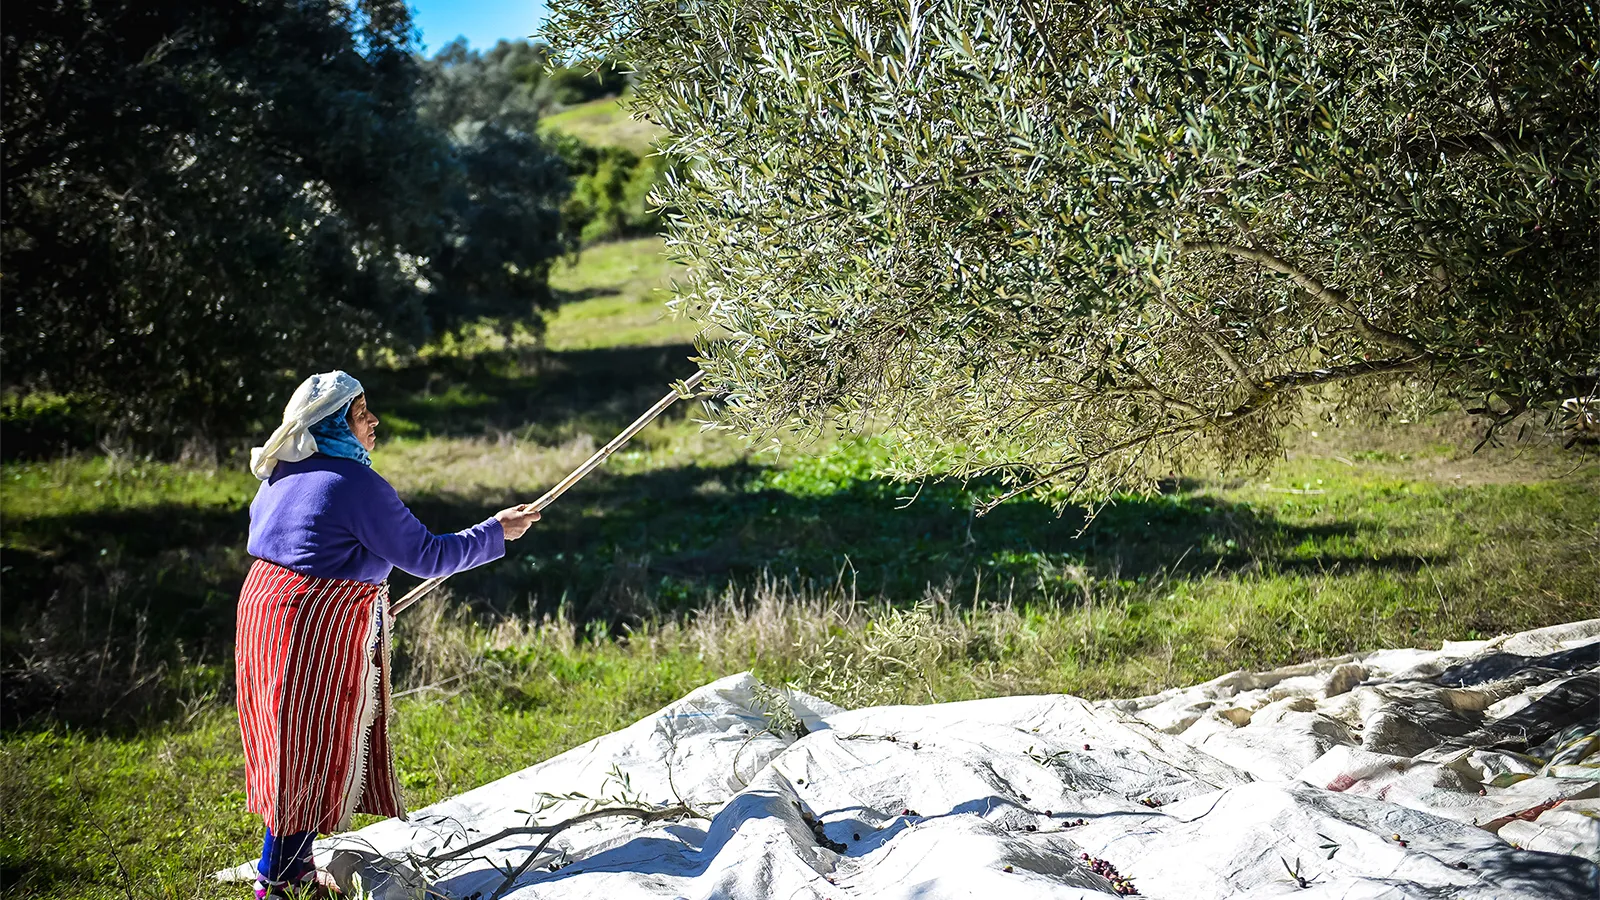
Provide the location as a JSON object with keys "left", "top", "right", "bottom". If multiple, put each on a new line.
{"left": 4, "top": 443, "right": 1597, "bottom": 898}
{"left": 544, "top": 237, "right": 699, "bottom": 351}
{"left": 2, "top": 457, "right": 255, "bottom": 526}
{"left": 0, "top": 643, "right": 722, "bottom": 900}
{"left": 539, "top": 96, "right": 666, "bottom": 156}
{"left": 3, "top": 241, "right": 1598, "bottom": 898}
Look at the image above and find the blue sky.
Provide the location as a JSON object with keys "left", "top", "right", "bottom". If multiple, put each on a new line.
{"left": 410, "top": 0, "right": 551, "bottom": 53}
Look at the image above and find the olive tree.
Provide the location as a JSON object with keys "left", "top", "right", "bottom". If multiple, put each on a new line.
{"left": 547, "top": 0, "right": 1599, "bottom": 506}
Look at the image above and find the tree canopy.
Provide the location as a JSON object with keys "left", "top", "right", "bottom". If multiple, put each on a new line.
{"left": 421, "top": 37, "right": 630, "bottom": 130}
{"left": 547, "top": 0, "right": 1599, "bottom": 506}
{"left": 2, "top": 0, "right": 569, "bottom": 445}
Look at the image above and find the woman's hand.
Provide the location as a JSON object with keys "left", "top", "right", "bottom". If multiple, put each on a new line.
{"left": 495, "top": 504, "right": 541, "bottom": 541}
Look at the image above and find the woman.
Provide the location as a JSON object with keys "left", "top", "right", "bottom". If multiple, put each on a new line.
{"left": 238, "top": 371, "right": 539, "bottom": 898}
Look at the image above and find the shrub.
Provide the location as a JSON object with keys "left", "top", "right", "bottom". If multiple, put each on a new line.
{"left": 551, "top": 134, "right": 675, "bottom": 245}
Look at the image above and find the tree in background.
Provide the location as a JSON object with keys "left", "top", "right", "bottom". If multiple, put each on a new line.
{"left": 421, "top": 36, "right": 630, "bottom": 126}
{"left": 419, "top": 37, "right": 670, "bottom": 247}
{"left": 2, "top": 0, "right": 569, "bottom": 449}
{"left": 542, "top": 58, "right": 631, "bottom": 106}
{"left": 419, "top": 39, "right": 665, "bottom": 249}
{"left": 551, "top": 135, "right": 674, "bottom": 245}
{"left": 423, "top": 37, "right": 553, "bottom": 133}
{"left": 548, "top": 0, "right": 1599, "bottom": 507}
{"left": 417, "top": 40, "right": 574, "bottom": 337}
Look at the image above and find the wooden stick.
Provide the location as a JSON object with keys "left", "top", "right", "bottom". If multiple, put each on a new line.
{"left": 391, "top": 370, "right": 705, "bottom": 616}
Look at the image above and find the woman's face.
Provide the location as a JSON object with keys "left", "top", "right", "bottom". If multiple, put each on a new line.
{"left": 348, "top": 394, "right": 379, "bottom": 451}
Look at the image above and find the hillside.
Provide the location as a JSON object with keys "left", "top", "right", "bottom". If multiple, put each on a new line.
{"left": 539, "top": 95, "right": 666, "bottom": 155}
{"left": 545, "top": 237, "right": 696, "bottom": 350}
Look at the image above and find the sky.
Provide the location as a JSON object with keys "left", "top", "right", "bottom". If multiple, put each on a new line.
{"left": 409, "top": 0, "right": 551, "bottom": 53}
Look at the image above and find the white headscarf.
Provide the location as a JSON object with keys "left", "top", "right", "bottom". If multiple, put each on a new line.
{"left": 250, "top": 371, "right": 366, "bottom": 480}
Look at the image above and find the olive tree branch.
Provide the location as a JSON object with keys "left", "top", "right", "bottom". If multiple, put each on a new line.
{"left": 1153, "top": 291, "right": 1263, "bottom": 398}
{"left": 425, "top": 803, "right": 700, "bottom": 867}
{"left": 1467, "top": 391, "right": 1530, "bottom": 452}
{"left": 1119, "top": 361, "right": 1209, "bottom": 419}
{"left": 974, "top": 353, "right": 1425, "bottom": 514}
{"left": 1016, "top": 0, "right": 1070, "bottom": 74}
{"left": 974, "top": 426, "right": 1201, "bottom": 515}
{"left": 1220, "top": 355, "right": 1428, "bottom": 419}
{"left": 1180, "top": 241, "right": 1428, "bottom": 356}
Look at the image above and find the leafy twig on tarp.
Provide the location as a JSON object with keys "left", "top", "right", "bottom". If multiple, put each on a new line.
{"left": 412, "top": 802, "right": 701, "bottom": 900}
{"left": 1282, "top": 856, "right": 1321, "bottom": 889}
{"left": 424, "top": 803, "right": 700, "bottom": 866}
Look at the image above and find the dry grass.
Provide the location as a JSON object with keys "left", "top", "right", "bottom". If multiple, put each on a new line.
{"left": 377, "top": 433, "right": 604, "bottom": 504}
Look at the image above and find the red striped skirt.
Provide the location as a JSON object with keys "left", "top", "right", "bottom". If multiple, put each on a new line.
{"left": 235, "top": 559, "right": 405, "bottom": 835}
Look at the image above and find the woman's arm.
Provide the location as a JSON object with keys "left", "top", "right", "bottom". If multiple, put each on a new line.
{"left": 347, "top": 477, "right": 507, "bottom": 578}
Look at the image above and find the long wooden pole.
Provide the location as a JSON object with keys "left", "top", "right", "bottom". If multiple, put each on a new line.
{"left": 391, "top": 370, "right": 705, "bottom": 616}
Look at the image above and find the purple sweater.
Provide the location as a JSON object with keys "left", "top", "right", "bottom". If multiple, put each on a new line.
{"left": 249, "top": 455, "right": 504, "bottom": 585}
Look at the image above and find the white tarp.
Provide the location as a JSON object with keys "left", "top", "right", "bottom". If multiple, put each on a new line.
{"left": 220, "top": 619, "right": 1600, "bottom": 898}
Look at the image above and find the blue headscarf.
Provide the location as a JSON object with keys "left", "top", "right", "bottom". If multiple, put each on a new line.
{"left": 308, "top": 397, "right": 372, "bottom": 467}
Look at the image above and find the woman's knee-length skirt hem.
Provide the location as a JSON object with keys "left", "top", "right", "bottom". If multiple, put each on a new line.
{"left": 236, "top": 558, "right": 405, "bottom": 835}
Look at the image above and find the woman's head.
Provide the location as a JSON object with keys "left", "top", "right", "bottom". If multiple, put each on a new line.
{"left": 249, "top": 370, "right": 368, "bottom": 479}
{"left": 305, "top": 389, "right": 373, "bottom": 467}
{"left": 347, "top": 394, "right": 379, "bottom": 451}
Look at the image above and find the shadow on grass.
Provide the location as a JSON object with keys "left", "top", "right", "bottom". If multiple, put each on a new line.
{"left": 0, "top": 855, "right": 104, "bottom": 899}
{"left": 0, "top": 452, "right": 1433, "bottom": 732}
{"left": 414, "top": 459, "right": 1419, "bottom": 627}
{"left": 3, "top": 445, "right": 1442, "bottom": 734}
{"left": 552, "top": 285, "right": 626, "bottom": 305}
{"left": 363, "top": 343, "right": 702, "bottom": 441}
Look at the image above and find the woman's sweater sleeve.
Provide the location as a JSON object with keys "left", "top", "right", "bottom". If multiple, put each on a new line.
{"left": 348, "top": 474, "right": 506, "bottom": 578}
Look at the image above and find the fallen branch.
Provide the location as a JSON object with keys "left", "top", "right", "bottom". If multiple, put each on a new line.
{"left": 425, "top": 803, "right": 700, "bottom": 866}
{"left": 415, "top": 802, "right": 701, "bottom": 899}
{"left": 77, "top": 774, "right": 137, "bottom": 900}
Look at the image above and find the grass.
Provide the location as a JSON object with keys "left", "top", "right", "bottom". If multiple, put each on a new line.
{"left": 538, "top": 96, "right": 666, "bottom": 156}
{"left": 0, "top": 629, "right": 721, "bottom": 900}
{"left": 3, "top": 241, "right": 1598, "bottom": 899}
{"left": 544, "top": 237, "right": 699, "bottom": 351}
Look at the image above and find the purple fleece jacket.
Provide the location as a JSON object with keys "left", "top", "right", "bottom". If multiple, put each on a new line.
{"left": 248, "top": 455, "right": 504, "bottom": 585}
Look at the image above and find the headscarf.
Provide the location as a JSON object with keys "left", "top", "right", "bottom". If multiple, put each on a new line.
{"left": 307, "top": 398, "right": 372, "bottom": 468}
{"left": 249, "top": 371, "right": 367, "bottom": 480}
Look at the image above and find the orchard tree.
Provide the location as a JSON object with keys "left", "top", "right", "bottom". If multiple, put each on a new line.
{"left": 547, "top": 0, "right": 1599, "bottom": 507}
{"left": 419, "top": 41, "right": 574, "bottom": 332}
{"left": 419, "top": 40, "right": 665, "bottom": 250}
{"left": 2, "top": 0, "right": 569, "bottom": 445}
{"left": 423, "top": 38, "right": 553, "bottom": 133}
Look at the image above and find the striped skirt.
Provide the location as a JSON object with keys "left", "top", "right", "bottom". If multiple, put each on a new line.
{"left": 235, "top": 559, "right": 405, "bottom": 835}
